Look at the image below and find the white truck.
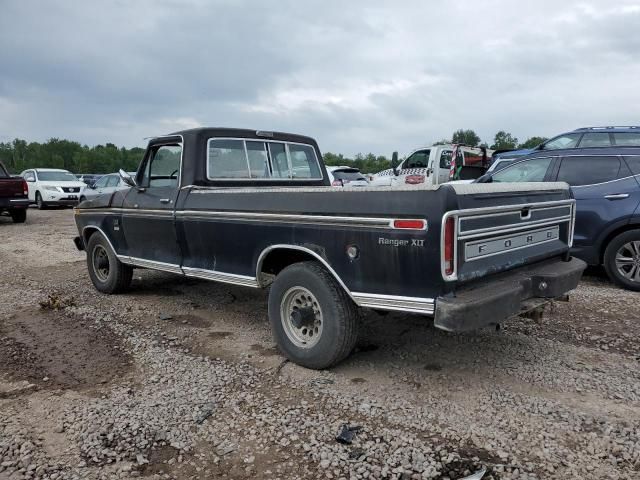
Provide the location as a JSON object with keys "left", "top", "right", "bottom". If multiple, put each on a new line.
{"left": 370, "top": 144, "right": 493, "bottom": 187}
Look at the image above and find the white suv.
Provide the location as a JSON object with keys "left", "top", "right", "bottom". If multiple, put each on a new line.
{"left": 20, "top": 168, "right": 86, "bottom": 209}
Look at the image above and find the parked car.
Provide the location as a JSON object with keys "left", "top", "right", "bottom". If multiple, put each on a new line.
{"left": 79, "top": 172, "right": 135, "bottom": 203}
{"left": 0, "top": 160, "right": 29, "bottom": 223}
{"left": 493, "top": 126, "right": 640, "bottom": 163}
{"left": 20, "top": 168, "right": 86, "bottom": 209}
{"left": 326, "top": 166, "right": 369, "bottom": 187}
{"left": 370, "top": 144, "right": 492, "bottom": 187}
{"left": 73, "top": 127, "right": 585, "bottom": 369}
{"left": 479, "top": 147, "right": 640, "bottom": 290}
{"left": 77, "top": 174, "right": 101, "bottom": 186}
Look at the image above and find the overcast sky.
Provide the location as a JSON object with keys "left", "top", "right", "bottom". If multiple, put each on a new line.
{"left": 1, "top": 0, "right": 639, "bottom": 156}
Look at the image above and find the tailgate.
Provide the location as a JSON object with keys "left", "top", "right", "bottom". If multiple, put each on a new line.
{"left": 0, "top": 178, "right": 26, "bottom": 198}
{"left": 442, "top": 182, "right": 575, "bottom": 283}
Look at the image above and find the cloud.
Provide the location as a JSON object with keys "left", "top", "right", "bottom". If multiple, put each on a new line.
{"left": 1, "top": 0, "right": 639, "bottom": 157}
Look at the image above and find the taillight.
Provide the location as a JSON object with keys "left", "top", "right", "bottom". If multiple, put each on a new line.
{"left": 22, "top": 179, "right": 28, "bottom": 196}
{"left": 444, "top": 217, "right": 455, "bottom": 276}
{"left": 331, "top": 180, "right": 343, "bottom": 186}
{"left": 393, "top": 219, "right": 425, "bottom": 230}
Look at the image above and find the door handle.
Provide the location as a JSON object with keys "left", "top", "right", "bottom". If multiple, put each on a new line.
{"left": 160, "top": 198, "right": 171, "bottom": 204}
{"left": 604, "top": 193, "right": 629, "bottom": 200}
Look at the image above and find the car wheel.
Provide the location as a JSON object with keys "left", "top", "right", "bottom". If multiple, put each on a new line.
{"left": 79, "top": 195, "right": 86, "bottom": 203}
{"left": 268, "top": 261, "right": 359, "bottom": 369}
{"left": 86, "top": 231, "right": 133, "bottom": 294}
{"left": 10, "top": 209, "right": 27, "bottom": 223}
{"left": 603, "top": 230, "right": 640, "bottom": 291}
{"left": 35, "top": 192, "right": 47, "bottom": 210}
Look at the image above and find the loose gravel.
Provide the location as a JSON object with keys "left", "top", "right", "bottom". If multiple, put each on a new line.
{"left": 1, "top": 209, "right": 639, "bottom": 480}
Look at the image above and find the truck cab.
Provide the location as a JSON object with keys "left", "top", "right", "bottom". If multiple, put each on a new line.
{"left": 371, "top": 144, "right": 492, "bottom": 187}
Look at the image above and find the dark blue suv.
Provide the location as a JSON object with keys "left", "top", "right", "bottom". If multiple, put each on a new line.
{"left": 482, "top": 147, "right": 640, "bottom": 290}
{"left": 494, "top": 126, "right": 640, "bottom": 162}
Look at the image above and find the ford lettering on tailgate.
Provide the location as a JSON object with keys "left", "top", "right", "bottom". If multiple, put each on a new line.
{"left": 465, "top": 226, "right": 560, "bottom": 261}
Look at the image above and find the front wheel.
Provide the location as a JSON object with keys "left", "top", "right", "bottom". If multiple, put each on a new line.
{"left": 86, "top": 232, "right": 133, "bottom": 293}
{"left": 268, "top": 261, "right": 359, "bottom": 369}
{"left": 603, "top": 230, "right": 640, "bottom": 291}
{"left": 35, "top": 192, "right": 47, "bottom": 210}
{"left": 10, "top": 209, "right": 27, "bottom": 223}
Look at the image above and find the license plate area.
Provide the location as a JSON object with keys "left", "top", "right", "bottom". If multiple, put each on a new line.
{"left": 464, "top": 225, "right": 560, "bottom": 261}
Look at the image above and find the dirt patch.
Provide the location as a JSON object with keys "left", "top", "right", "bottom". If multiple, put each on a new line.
{"left": 208, "top": 331, "right": 233, "bottom": 339}
{"left": 250, "top": 343, "right": 280, "bottom": 357}
{"left": 0, "top": 308, "right": 132, "bottom": 390}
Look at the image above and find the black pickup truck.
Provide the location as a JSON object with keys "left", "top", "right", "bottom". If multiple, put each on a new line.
{"left": 0, "top": 160, "right": 29, "bottom": 223}
{"left": 73, "top": 128, "right": 586, "bottom": 368}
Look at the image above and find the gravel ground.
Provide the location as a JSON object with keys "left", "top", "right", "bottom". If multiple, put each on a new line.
{"left": 0, "top": 208, "right": 639, "bottom": 480}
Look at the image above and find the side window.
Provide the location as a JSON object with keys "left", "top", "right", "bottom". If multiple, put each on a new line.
{"left": 543, "top": 133, "right": 581, "bottom": 150}
{"left": 405, "top": 150, "right": 430, "bottom": 169}
{"left": 246, "top": 141, "right": 270, "bottom": 179}
{"left": 106, "top": 175, "right": 120, "bottom": 187}
{"left": 556, "top": 156, "right": 620, "bottom": 186}
{"left": 94, "top": 176, "right": 109, "bottom": 188}
{"left": 439, "top": 150, "right": 452, "bottom": 168}
{"left": 578, "top": 132, "right": 612, "bottom": 148}
{"left": 208, "top": 139, "right": 249, "bottom": 179}
{"left": 141, "top": 144, "right": 182, "bottom": 187}
{"left": 288, "top": 144, "right": 321, "bottom": 179}
{"left": 268, "top": 143, "right": 289, "bottom": 179}
{"left": 492, "top": 157, "right": 553, "bottom": 183}
{"left": 623, "top": 156, "right": 640, "bottom": 175}
{"left": 613, "top": 133, "right": 640, "bottom": 146}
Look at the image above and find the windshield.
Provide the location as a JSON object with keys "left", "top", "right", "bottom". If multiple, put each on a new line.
{"left": 542, "top": 133, "right": 581, "bottom": 150}
{"left": 37, "top": 171, "right": 78, "bottom": 182}
{"left": 491, "top": 157, "right": 552, "bottom": 183}
{"left": 332, "top": 170, "right": 367, "bottom": 182}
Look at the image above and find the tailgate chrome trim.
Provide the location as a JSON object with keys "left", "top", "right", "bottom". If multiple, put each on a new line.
{"left": 441, "top": 199, "right": 576, "bottom": 281}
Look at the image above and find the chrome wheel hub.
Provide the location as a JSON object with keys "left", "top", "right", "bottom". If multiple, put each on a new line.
{"left": 280, "top": 287, "right": 323, "bottom": 348}
{"left": 615, "top": 241, "right": 640, "bottom": 282}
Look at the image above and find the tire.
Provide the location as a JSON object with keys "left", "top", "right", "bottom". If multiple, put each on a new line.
{"left": 10, "top": 209, "right": 26, "bottom": 223}
{"left": 35, "top": 191, "right": 47, "bottom": 210}
{"left": 268, "top": 261, "right": 359, "bottom": 369}
{"left": 86, "top": 232, "right": 133, "bottom": 294}
{"left": 603, "top": 229, "right": 640, "bottom": 291}
{"left": 79, "top": 196, "right": 86, "bottom": 203}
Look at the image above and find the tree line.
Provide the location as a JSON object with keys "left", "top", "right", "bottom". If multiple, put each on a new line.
{"left": 0, "top": 139, "right": 145, "bottom": 175}
{"left": 0, "top": 129, "right": 547, "bottom": 175}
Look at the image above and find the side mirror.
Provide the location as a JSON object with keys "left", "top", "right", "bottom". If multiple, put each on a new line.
{"left": 391, "top": 151, "right": 399, "bottom": 176}
{"left": 119, "top": 169, "right": 136, "bottom": 187}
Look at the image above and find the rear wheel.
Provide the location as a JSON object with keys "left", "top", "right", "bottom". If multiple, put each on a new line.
{"left": 268, "top": 261, "right": 359, "bottom": 369}
{"left": 10, "top": 209, "right": 26, "bottom": 223}
{"left": 35, "top": 191, "right": 47, "bottom": 210}
{"left": 86, "top": 232, "right": 133, "bottom": 293}
{"left": 603, "top": 230, "right": 640, "bottom": 291}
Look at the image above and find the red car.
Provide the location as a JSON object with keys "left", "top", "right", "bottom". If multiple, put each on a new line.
{"left": 0, "top": 160, "right": 30, "bottom": 223}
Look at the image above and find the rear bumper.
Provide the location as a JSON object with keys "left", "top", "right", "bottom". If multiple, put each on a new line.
{"left": 434, "top": 256, "right": 586, "bottom": 331}
{"left": 0, "top": 198, "right": 30, "bottom": 209}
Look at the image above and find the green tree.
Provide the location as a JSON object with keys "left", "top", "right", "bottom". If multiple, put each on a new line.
{"left": 432, "top": 138, "right": 450, "bottom": 146}
{"left": 491, "top": 131, "right": 519, "bottom": 150}
{"left": 519, "top": 136, "right": 548, "bottom": 149}
{"left": 451, "top": 129, "right": 481, "bottom": 147}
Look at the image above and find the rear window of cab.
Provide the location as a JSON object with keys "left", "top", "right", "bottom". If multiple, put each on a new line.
{"left": 207, "top": 138, "right": 322, "bottom": 180}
